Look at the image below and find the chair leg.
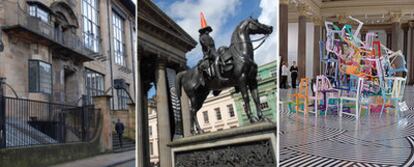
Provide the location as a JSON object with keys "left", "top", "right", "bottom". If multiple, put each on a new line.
{"left": 356, "top": 103, "right": 359, "bottom": 120}
{"left": 339, "top": 99, "right": 343, "bottom": 117}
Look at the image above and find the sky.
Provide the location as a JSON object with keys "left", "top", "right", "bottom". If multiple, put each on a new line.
{"left": 154, "top": 0, "right": 277, "bottom": 67}
{"left": 147, "top": 0, "right": 277, "bottom": 98}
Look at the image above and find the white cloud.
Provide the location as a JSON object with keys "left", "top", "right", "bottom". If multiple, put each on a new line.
{"left": 253, "top": 0, "right": 277, "bottom": 65}
{"left": 165, "top": 0, "right": 240, "bottom": 67}
{"left": 164, "top": 0, "right": 276, "bottom": 67}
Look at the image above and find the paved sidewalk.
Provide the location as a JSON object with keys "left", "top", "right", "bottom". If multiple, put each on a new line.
{"left": 51, "top": 150, "right": 135, "bottom": 167}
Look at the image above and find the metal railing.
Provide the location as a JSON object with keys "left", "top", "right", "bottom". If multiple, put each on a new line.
{"left": 1, "top": 1, "right": 100, "bottom": 59}
{"left": 0, "top": 96, "right": 100, "bottom": 148}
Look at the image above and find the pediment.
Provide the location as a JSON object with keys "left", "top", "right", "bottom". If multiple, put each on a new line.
{"left": 138, "top": 0, "right": 196, "bottom": 47}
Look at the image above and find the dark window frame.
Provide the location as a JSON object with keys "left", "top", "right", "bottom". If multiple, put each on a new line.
{"left": 112, "top": 11, "right": 126, "bottom": 67}
{"left": 115, "top": 83, "right": 130, "bottom": 110}
{"left": 227, "top": 104, "right": 235, "bottom": 117}
{"left": 85, "top": 68, "right": 105, "bottom": 104}
{"left": 28, "top": 4, "right": 50, "bottom": 23}
{"left": 202, "top": 111, "right": 209, "bottom": 124}
{"left": 81, "top": 0, "right": 100, "bottom": 52}
{"left": 28, "top": 60, "right": 52, "bottom": 94}
{"left": 215, "top": 108, "right": 222, "bottom": 121}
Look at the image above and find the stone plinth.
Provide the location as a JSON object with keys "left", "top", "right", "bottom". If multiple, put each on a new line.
{"left": 168, "top": 122, "right": 277, "bottom": 167}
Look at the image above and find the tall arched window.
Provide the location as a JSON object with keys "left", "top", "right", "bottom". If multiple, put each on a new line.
{"left": 82, "top": 0, "right": 100, "bottom": 52}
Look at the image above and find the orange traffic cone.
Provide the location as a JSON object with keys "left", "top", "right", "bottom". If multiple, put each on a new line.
{"left": 199, "top": 12, "right": 212, "bottom": 33}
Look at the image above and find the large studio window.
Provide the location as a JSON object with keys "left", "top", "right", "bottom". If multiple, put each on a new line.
{"left": 29, "top": 60, "right": 52, "bottom": 94}
{"left": 82, "top": 0, "right": 100, "bottom": 52}
{"left": 85, "top": 69, "right": 105, "bottom": 104}
{"left": 112, "top": 12, "right": 126, "bottom": 66}
{"left": 28, "top": 4, "right": 49, "bottom": 23}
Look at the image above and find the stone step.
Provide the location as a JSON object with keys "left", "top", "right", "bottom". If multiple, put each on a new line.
{"left": 113, "top": 146, "right": 135, "bottom": 153}
{"left": 112, "top": 135, "right": 135, "bottom": 153}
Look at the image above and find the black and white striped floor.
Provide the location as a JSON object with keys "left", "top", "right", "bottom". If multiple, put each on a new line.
{"left": 279, "top": 86, "right": 414, "bottom": 166}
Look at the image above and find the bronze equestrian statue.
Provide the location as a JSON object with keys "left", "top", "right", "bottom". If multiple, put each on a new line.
{"left": 176, "top": 14, "right": 273, "bottom": 134}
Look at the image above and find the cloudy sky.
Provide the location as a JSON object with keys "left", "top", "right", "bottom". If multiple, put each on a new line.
{"left": 154, "top": 0, "right": 277, "bottom": 67}
{"left": 147, "top": 0, "right": 277, "bottom": 98}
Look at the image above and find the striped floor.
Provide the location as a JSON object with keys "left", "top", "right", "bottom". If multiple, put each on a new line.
{"left": 279, "top": 86, "right": 414, "bottom": 166}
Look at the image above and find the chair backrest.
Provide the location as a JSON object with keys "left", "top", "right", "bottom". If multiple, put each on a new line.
{"left": 388, "top": 77, "right": 406, "bottom": 99}
{"left": 316, "top": 75, "right": 333, "bottom": 91}
{"left": 298, "top": 78, "right": 309, "bottom": 99}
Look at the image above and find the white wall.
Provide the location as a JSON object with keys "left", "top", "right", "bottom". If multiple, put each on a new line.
{"left": 287, "top": 22, "right": 314, "bottom": 80}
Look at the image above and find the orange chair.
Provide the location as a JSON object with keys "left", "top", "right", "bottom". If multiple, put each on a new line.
{"left": 289, "top": 78, "right": 310, "bottom": 115}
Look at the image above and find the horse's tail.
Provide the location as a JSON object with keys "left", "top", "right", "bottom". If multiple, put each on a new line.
{"left": 176, "top": 71, "right": 185, "bottom": 98}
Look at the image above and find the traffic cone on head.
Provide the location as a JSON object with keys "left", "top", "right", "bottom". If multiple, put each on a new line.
{"left": 199, "top": 12, "right": 212, "bottom": 33}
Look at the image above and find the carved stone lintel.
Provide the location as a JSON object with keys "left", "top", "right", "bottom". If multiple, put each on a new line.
{"left": 312, "top": 16, "right": 324, "bottom": 26}
{"left": 297, "top": 3, "right": 309, "bottom": 17}
{"left": 409, "top": 21, "right": 414, "bottom": 29}
{"left": 389, "top": 11, "right": 402, "bottom": 23}
{"left": 280, "top": 0, "right": 289, "bottom": 5}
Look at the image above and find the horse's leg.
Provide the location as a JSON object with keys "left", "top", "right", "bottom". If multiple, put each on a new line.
{"left": 189, "top": 97, "right": 197, "bottom": 134}
{"left": 190, "top": 96, "right": 204, "bottom": 134}
{"left": 249, "top": 80, "right": 264, "bottom": 120}
{"left": 240, "top": 78, "right": 258, "bottom": 123}
{"left": 193, "top": 111, "right": 203, "bottom": 134}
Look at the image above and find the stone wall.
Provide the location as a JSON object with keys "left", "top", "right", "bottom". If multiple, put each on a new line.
{"left": 112, "top": 108, "right": 136, "bottom": 140}
{"left": 0, "top": 140, "right": 101, "bottom": 167}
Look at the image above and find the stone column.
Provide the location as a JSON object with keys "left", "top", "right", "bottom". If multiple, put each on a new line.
{"left": 136, "top": 58, "right": 146, "bottom": 167}
{"left": 386, "top": 32, "right": 392, "bottom": 49}
{"left": 156, "top": 60, "right": 172, "bottom": 167}
{"left": 402, "top": 23, "right": 409, "bottom": 62}
{"left": 180, "top": 87, "right": 191, "bottom": 137}
{"left": 409, "top": 21, "right": 414, "bottom": 84}
{"left": 279, "top": 0, "right": 289, "bottom": 63}
{"left": 127, "top": 103, "right": 135, "bottom": 139}
{"left": 390, "top": 12, "right": 401, "bottom": 51}
{"left": 313, "top": 16, "right": 322, "bottom": 77}
{"left": 93, "top": 95, "right": 113, "bottom": 152}
{"left": 297, "top": 4, "right": 308, "bottom": 80}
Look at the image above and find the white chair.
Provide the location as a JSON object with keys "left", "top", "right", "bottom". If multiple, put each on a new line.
{"left": 339, "top": 77, "right": 364, "bottom": 120}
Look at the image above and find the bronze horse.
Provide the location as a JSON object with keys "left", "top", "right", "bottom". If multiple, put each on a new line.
{"left": 176, "top": 18, "right": 273, "bottom": 133}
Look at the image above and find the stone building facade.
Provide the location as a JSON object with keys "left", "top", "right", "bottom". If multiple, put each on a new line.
{"left": 0, "top": 0, "right": 135, "bottom": 109}
{"left": 147, "top": 99, "right": 159, "bottom": 166}
{"left": 197, "top": 89, "right": 240, "bottom": 132}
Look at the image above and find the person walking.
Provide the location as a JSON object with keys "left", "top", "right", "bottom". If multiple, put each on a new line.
{"left": 290, "top": 61, "right": 298, "bottom": 88}
{"left": 281, "top": 61, "right": 289, "bottom": 89}
{"left": 115, "top": 119, "right": 125, "bottom": 148}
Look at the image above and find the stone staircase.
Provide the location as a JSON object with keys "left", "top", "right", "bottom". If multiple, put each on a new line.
{"left": 112, "top": 134, "right": 135, "bottom": 153}
{"left": 6, "top": 118, "right": 58, "bottom": 147}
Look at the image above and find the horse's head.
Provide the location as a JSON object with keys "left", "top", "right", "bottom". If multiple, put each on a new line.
{"left": 246, "top": 17, "right": 273, "bottom": 35}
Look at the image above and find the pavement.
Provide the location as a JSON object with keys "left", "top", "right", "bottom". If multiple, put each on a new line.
{"left": 279, "top": 86, "right": 414, "bottom": 167}
{"left": 51, "top": 150, "right": 135, "bottom": 167}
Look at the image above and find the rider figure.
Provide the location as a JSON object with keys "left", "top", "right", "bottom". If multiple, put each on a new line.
{"left": 198, "top": 12, "right": 228, "bottom": 82}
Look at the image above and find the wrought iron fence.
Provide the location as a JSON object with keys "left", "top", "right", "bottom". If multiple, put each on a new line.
{"left": 0, "top": 96, "right": 100, "bottom": 148}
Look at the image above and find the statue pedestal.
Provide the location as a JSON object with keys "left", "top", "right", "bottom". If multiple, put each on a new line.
{"left": 168, "top": 122, "right": 277, "bottom": 166}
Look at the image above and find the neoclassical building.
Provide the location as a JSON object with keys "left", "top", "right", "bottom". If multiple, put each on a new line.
{"left": 197, "top": 89, "right": 240, "bottom": 132}
{"left": 280, "top": 0, "right": 414, "bottom": 83}
{"left": 137, "top": 0, "right": 196, "bottom": 166}
{"left": 0, "top": 0, "right": 136, "bottom": 109}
